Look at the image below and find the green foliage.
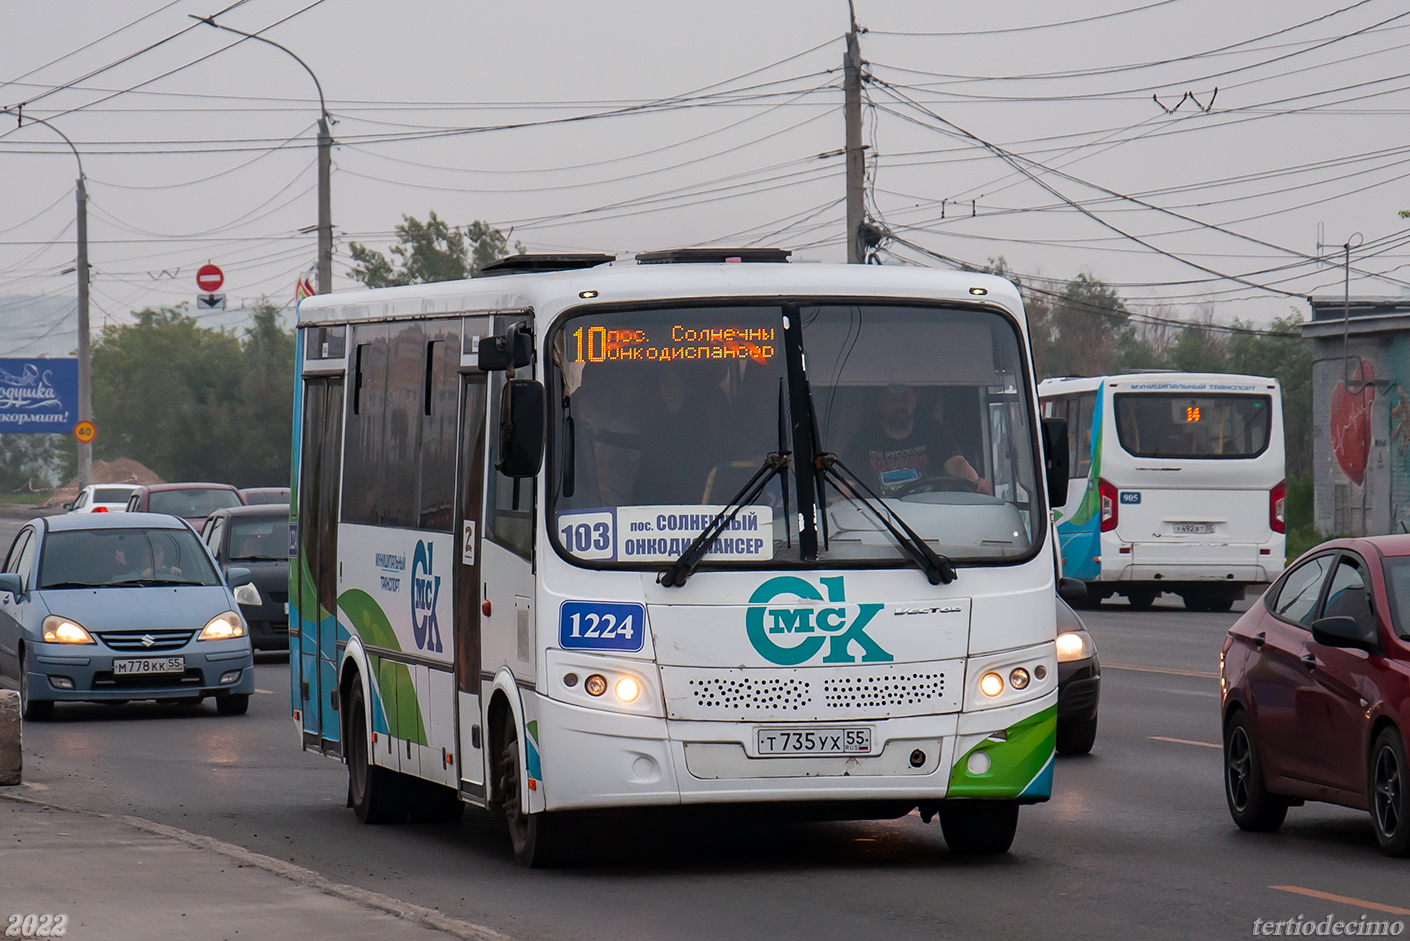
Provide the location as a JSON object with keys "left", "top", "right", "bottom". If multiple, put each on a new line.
{"left": 90, "top": 301, "right": 294, "bottom": 487}
{"left": 0, "top": 434, "right": 72, "bottom": 492}
{"left": 349, "top": 212, "right": 523, "bottom": 287}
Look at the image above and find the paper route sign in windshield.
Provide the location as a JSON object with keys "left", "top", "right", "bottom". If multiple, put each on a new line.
{"left": 556, "top": 505, "right": 774, "bottom": 563}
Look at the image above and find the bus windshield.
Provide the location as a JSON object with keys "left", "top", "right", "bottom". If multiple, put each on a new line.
{"left": 1114, "top": 393, "right": 1271, "bottom": 459}
{"left": 549, "top": 302, "right": 1041, "bottom": 569}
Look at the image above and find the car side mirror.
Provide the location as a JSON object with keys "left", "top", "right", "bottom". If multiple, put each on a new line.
{"left": 0, "top": 572, "right": 24, "bottom": 600}
{"left": 1058, "top": 576, "right": 1087, "bottom": 604}
{"left": 1040, "top": 418, "right": 1070, "bottom": 508}
{"left": 225, "top": 567, "right": 253, "bottom": 588}
{"left": 62, "top": 502, "right": 73, "bottom": 511}
{"left": 1311, "top": 615, "right": 1377, "bottom": 653}
{"left": 496, "top": 378, "right": 546, "bottom": 478}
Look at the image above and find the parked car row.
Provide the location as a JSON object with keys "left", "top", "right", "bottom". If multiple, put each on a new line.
{"left": 66, "top": 483, "right": 289, "bottom": 516}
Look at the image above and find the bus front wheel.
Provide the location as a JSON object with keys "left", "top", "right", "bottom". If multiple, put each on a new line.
{"left": 347, "top": 682, "right": 408, "bottom": 824}
{"left": 498, "top": 717, "right": 565, "bottom": 867}
{"left": 938, "top": 800, "right": 1019, "bottom": 855}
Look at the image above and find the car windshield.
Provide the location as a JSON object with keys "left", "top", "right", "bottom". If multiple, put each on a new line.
{"left": 94, "top": 487, "right": 134, "bottom": 503}
{"left": 1385, "top": 558, "right": 1410, "bottom": 639}
{"left": 228, "top": 517, "right": 289, "bottom": 560}
{"left": 37, "top": 528, "right": 222, "bottom": 589}
{"left": 1114, "top": 393, "right": 1271, "bottom": 459}
{"left": 149, "top": 488, "right": 241, "bottom": 518}
{"left": 242, "top": 490, "right": 289, "bottom": 506}
{"left": 549, "top": 302, "right": 1040, "bottom": 568}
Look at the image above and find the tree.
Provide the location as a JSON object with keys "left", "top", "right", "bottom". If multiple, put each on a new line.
{"left": 349, "top": 212, "right": 524, "bottom": 287}
{"left": 90, "top": 302, "right": 295, "bottom": 486}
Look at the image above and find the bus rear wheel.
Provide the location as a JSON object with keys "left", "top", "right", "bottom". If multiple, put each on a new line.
{"left": 347, "top": 683, "right": 407, "bottom": 824}
{"left": 938, "top": 800, "right": 1019, "bottom": 855}
{"left": 498, "top": 718, "right": 563, "bottom": 867}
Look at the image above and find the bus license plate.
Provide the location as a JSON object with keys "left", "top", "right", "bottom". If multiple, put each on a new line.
{"left": 756, "top": 727, "right": 872, "bottom": 757}
{"left": 1172, "top": 522, "right": 1214, "bottom": 534}
{"left": 113, "top": 657, "right": 185, "bottom": 676}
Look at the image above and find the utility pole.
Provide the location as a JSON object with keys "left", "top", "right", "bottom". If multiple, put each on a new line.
{"left": 194, "top": 15, "right": 333, "bottom": 293}
{"left": 12, "top": 114, "right": 92, "bottom": 487}
{"left": 75, "top": 176, "right": 92, "bottom": 489}
{"left": 844, "top": 2, "right": 865, "bottom": 263}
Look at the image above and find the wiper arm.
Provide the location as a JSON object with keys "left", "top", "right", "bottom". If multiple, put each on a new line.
{"left": 658, "top": 452, "right": 791, "bottom": 588}
{"left": 816, "top": 453, "right": 957, "bottom": 585}
{"left": 108, "top": 578, "right": 207, "bottom": 587}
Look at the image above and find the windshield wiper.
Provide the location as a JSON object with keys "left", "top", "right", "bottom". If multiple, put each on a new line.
{"left": 231, "top": 555, "right": 284, "bottom": 562}
{"left": 815, "top": 453, "right": 957, "bottom": 586}
{"left": 39, "top": 581, "right": 104, "bottom": 590}
{"left": 658, "top": 451, "right": 791, "bottom": 588}
{"left": 107, "top": 578, "right": 208, "bottom": 587}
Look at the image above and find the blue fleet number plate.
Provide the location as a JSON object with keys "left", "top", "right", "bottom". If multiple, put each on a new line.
{"left": 755, "top": 727, "right": 873, "bottom": 757}
{"left": 559, "top": 601, "right": 645, "bottom": 652}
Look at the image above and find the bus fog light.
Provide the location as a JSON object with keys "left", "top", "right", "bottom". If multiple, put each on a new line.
{"left": 979, "top": 672, "right": 1004, "bottom": 697}
{"left": 614, "top": 676, "right": 640, "bottom": 703}
{"left": 585, "top": 674, "right": 607, "bottom": 697}
{"left": 1009, "top": 667, "right": 1030, "bottom": 690}
{"left": 563, "top": 672, "right": 579, "bottom": 687}
{"left": 1034, "top": 664, "right": 1047, "bottom": 680}
{"left": 967, "top": 751, "right": 992, "bottom": 775}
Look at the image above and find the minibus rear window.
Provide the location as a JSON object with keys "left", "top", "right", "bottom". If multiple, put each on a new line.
{"left": 1113, "top": 393, "right": 1271, "bottom": 459}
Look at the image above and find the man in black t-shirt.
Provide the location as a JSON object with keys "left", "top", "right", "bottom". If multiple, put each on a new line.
{"left": 846, "top": 386, "right": 991, "bottom": 495}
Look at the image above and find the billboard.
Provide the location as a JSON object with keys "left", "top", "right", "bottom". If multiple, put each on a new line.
{"left": 0, "top": 359, "right": 79, "bottom": 433}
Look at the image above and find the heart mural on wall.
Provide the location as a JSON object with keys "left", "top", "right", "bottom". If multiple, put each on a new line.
{"left": 1330, "top": 360, "right": 1375, "bottom": 484}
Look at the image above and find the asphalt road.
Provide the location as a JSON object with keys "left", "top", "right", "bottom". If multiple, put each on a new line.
{"left": 6, "top": 510, "right": 1408, "bottom": 940}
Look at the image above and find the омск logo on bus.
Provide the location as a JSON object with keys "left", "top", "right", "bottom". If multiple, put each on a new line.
{"left": 745, "top": 575, "right": 890, "bottom": 666}
{"left": 411, "top": 540, "right": 443, "bottom": 654}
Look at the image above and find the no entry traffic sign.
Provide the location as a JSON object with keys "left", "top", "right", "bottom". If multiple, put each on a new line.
{"left": 196, "top": 264, "right": 224, "bottom": 292}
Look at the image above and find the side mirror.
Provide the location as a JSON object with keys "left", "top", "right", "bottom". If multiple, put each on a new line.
{"left": 0, "top": 572, "right": 24, "bottom": 599}
{"left": 225, "top": 567, "right": 253, "bottom": 588}
{"left": 496, "top": 379, "right": 546, "bottom": 478}
{"left": 62, "top": 502, "right": 73, "bottom": 511}
{"left": 1040, "top": 417, "right": 1070, "bottom": 507}
{"left": 1311, "top": 615, "right": 1377, "bottom": 653}
{"left": 1058, "top": 576, "right": 1087, "bottom": 604}
{"left": 477, "top": 326, "right": 533, "bottom": 372}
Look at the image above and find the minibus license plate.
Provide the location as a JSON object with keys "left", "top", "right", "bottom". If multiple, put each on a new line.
{"left": 113, "top": 657, "right": 184, "bottom": 676}
{"left": 1172, "top": 523, "right": 1214, "bottom": 534}
{"left": 756, "top": 727, "right": 872, "bottom": 756}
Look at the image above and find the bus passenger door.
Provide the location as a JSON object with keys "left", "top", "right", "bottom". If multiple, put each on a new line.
{"left": 455, "top": 374, "right": 488, "bottom": 792}
{"left": 296, "top": 376, "right": 344, "bottom": 752}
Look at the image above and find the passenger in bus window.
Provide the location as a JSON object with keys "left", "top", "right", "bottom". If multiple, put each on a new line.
{"left": 846, "top": 385, "right": 991, "bottom": 495}
{"left": 637, "top": 362, "right": 728, "bottom": 505}
{"left": 579, "top": 367, "right": 652, "bottom": 506}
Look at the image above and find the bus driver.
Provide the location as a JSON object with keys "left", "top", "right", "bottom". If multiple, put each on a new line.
{"left": 846, "top": 385, "right": 991, "bottom": 495}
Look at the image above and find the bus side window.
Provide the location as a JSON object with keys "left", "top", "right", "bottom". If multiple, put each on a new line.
{"left": 485, "top": 364, "right": 534, "bottom": 560}
{"left": 1074, "top": 392, "right": 1095, "bottom": 478}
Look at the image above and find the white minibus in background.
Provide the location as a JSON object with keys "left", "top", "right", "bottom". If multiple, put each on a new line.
{"left": 1039, "top": 373, "right": 1286, "bottom": 612}
{"left": 292, "top": 249, "right": 1071, "bottom": 865}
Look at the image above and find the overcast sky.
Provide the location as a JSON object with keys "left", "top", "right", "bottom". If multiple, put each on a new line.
{"left": 3, "top": 0, "right": 1408, "bottom": 354}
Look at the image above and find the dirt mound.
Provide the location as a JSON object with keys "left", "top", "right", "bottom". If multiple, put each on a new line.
{"left": 43, "top": 458, "right": 166, "bottom": 508}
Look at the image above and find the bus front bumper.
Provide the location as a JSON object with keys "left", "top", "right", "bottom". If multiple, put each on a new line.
{"left": 530, "top": 691, "right": 1057, "bottom": 812}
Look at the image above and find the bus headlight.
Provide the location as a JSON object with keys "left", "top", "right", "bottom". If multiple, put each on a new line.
{"left": 1009, "top": 667, "right": 1031, "bottom": 690}
{"left": 979, "top": 672, "right": 1004, "bottom": 697}
{"left": 614, "top": 676, "right": 641, "bottom": 703}
{"left": 584, "top": 674, "right": 608, "bottom": 697}
{"left": 1056, "top": 631, "right": 1094, "bottom": 662}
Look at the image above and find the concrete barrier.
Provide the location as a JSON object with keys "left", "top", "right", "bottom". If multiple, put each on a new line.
{"left": 0, "top": 689, "right": 20, "bottom": 785}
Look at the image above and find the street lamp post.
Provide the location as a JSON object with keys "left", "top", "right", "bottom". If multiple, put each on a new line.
{"left": 192, "top": 15, "right": 332, "bottom": 293}
{"left": 13, "top": 115, "right": 92, "bottom": 489}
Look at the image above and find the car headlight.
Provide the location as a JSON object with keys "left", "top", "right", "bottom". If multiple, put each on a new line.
{"left": 42, "top": 615, "right": 94, "bottom": 645}
{"left": 233, "top": 582, "right": 262, "bottom": 606}
{"left": 199, "top": 610, "right": 246, "bottom": 641}
{"left": 1056, "top": 630, "right": 1094, "bottom": 663}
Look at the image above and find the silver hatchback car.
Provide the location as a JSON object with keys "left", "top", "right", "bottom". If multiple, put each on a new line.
{"left": 0, "top": 513, "right": 256, "bottom": 720}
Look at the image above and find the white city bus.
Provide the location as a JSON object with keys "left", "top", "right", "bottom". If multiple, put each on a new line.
{"left": 1039, "top": 372, "right": 1286, "bottom": 612}
{"left": 291, "top": 250, "right": 1070, "bottom": 864}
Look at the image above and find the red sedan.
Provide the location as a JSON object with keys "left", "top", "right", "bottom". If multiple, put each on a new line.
{"left": 1221, "top": 535, "right": 1410, "bottom": 855}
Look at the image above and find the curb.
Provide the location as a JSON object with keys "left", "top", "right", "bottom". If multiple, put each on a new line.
{"left": 0, "top": 790, "right": 511, "bottom": 941}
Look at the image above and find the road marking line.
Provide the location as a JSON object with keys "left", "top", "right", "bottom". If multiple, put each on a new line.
{"left": 1106, "top": 662, "right": 1219, "bottom": 679}
{"left": 1149, "top": 736, "right": 1221, "bottom": 749}
{"left": 1270, "top": 886, "right": 1410, "bottom": 916}
{"left": 0, "top": 792, "right": 511, "bottom": 940}
{"left": 255, "top": 689, "right": 276, "bottom": 695}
